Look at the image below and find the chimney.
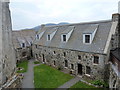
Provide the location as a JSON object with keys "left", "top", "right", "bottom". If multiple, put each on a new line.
{"left": 112, "top": 13, "right": 120, "bottom": 22}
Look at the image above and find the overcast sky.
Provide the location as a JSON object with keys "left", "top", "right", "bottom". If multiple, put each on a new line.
{"left": 10, "top": 0, "right": 119, "bottom": 30}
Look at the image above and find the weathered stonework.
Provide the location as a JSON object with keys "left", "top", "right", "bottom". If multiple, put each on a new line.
{"left": 33, "top": 45, "right": 109, "bottom": 81}
{"left": 0, "top": 1, "right": 21, "bottom": 88}
{"left": 1, "top": 74, "right": 22, "bottom": 89}
{"left": 12, "top": 30, "right": 36, "bottom": 62}
{"left": 109, "top": 63, "right": 120, "bottom": 89}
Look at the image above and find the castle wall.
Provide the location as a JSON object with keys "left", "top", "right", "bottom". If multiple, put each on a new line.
{"left": 15, "top": 47, "right": 32, "bottom": 62}
{"left": 0, "top": 1, "right": 16, "bottom": 87}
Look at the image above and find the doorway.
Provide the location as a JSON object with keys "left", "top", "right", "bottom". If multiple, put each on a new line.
{"left": 42, "top": 54, "right": 45, "bottom": 63}
{"left": 78, "top": 64, "right": 82, "bottom": 75}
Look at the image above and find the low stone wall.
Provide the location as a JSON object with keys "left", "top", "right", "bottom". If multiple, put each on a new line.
{"left": 1, "top": 74, "right": 22, "bottom": 89}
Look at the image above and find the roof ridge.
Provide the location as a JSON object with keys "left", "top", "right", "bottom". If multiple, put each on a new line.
{"left": 44, "top": 19, "right": 112, "bottom": 28}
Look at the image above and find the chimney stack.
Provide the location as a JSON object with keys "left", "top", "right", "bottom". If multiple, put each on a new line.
{"left": 112, "top": 13, "right": 120, "bottom": 22}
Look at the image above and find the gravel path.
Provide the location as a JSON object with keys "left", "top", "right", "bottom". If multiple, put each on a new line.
{"left": 57, "top": 77, "right": 81, "bottom": 89}
{"left": 21, "top": 59, "right": 80, "bottom": 89}
{"left": 22, "top": 60, "right": 34, "bottom": 88}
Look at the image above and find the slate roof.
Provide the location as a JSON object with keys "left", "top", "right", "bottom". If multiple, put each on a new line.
{"left": 34, "top": 20, "right": 113, "bottom": 54}
{"left": 111, "top": 48, "right": 120, "bottom": 61}
{"left": 12, "top": 30, "right": 36, "bottom": 49}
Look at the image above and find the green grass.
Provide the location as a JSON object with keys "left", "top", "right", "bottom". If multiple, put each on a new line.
{"left": 70, "top": 81, "right": 96, "bottom": 89}
{"left": 34, "top": 61, "right": 40, "bottom": 64}
{"left": 34, "top": 64, "right": 73, "bottom": 88}
{"left": 17, "top": 60, "right": 28, "bottom": 73}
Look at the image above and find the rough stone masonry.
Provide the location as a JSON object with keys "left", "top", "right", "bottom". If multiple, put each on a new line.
{"left": 0, "top": 0, "right": 21, "bottom": 88}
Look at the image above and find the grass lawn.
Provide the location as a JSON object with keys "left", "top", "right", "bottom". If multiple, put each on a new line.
{"left": 34, "top": 61, "right": 40, "bottom": 64}
{"left": 34, "top": 64, "right": 73, "bottom": 88}
{"left": 70, "top": 81, "right": 96, "bottom": 89}
{"left": 17, "top": 60, "right": 28, "bottom": 73}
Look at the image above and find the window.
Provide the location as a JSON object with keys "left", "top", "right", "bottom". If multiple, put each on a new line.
{"left": 65, "top": 60, "right": 68, "bottom": 67}
{"left": 85, "top": 35, "right": 90, "bottom": 43}
{"left": 35, "top": 45, "right": 37, "bottom": 48}
{"left": 71, "top": 64, "right": 74, "bottom": 70}
{"left": 22, "top": 43, "right": 25, "bottom": 48}
{"left": 53, "top": 51, "right": 56, "bottom": 54}
{"left": 63, "top": 52, "right": 66, "bottom": 57}
{"left": 63, "top": 35, "right": 66, "bottom": 42}
{"left": 54, "top": 61, "right": 56, "bottom": 66}
{"left": 86, "top": 66, "right": 91, "bottom": 75}
{"left": 36, "top": 35, "right": 39, "bottom": 39}
{"left": 48, "top": 35, "right": 50, "bottom": 41}
{"left": 93, "top": 56, "right": 99, "bottom": 64}
{"left": 78, "top": 55, "right": 81, "bottom": 60}
{"left": 29, "top": 42, "right": 32, "bottom": 46}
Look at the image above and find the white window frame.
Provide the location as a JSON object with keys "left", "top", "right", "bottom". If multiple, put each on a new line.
{"left": 21, "top": 43, "right": 26, "bottom": 48}
{"left": 61, "top": 34, "right": 67, "bottom": 42}
{"left": 47, "top": 34, "right": 51, "bottom": 41}
{"left": 83, "top": 34, "right": 92, "bottom": 44}
{"left": 36, "top": 34, "right": 39, "bottom": 39}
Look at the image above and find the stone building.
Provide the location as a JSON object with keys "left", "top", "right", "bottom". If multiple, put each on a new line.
{"left": 12, "top": 30, "right": 36, "bottom": 62}
{"left": 0, "top": 1, "right": 21, "bottom": 88}
{"left": 32, "top": 14, "right": 118, "bottom": 83}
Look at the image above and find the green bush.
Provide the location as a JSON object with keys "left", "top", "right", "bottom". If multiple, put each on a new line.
{"left": 91, "top": 80, "right": 109, "bottom": 88}
{"left": 34, "top": 61, "right": 40, "bottom": 64}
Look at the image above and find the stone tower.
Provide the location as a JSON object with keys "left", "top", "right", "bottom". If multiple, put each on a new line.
{"left": 0, "top": 0, "right": 16, "bottom": 87}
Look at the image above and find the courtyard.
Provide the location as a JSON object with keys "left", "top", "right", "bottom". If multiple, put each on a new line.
{"left": 34, "top": 64, "right": 73, "bottom": 88}
{"left": 19, "top": 60, "right": 96, "bottom": 88}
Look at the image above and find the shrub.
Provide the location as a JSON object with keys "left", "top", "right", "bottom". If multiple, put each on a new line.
{"left": 91, "top": 80, "right": 109, "bottom": 88}
{"left": 91, "top": 80, "right": 104, "bottom": 86}
{"left": 34, "top": 61, "right": 40, "bottom": 64}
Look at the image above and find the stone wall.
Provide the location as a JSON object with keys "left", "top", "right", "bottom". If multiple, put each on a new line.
{"left": 109, "top": 62, "right": 120, "bottom": 89}
{"left": 0, "top": 1, "right": 16, "bottom": 87}
{"left": 32, "top": 44, "right": 109, "bottom": 81}
{"left": 15, "top": 46, "right": 32, "bottom": 62}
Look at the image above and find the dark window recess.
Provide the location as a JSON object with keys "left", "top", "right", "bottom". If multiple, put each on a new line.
{"left": 71, "top": 64, "right": 74, "bottom": 70}
{"left": 35, "top": 45, "right": 37, "bottom": 48}
{"left": 85, "top": 35, "right": 90, "bottom": 43}
{"left": 48, "top": 35, "right": 50, "bottom": 40}
{"left": 94, "top": 56, "right": 99, "bottom": 64}
{"left": 22, "top": 43, "right": 25, "bottom": 47}
{"left": 86, "top": 66, "right": 91, "bottom": 75}
{"left": 63, "top": 52, "right": 66, "bottom": 57}
{"left": 63, "top": 35, "right": 66, "bottom": 41}
{"left": 22, "top": 52, "right": 26, "bottom": 57}
{"left": 78, "top": 55, "right": 81, "bottom": 60}
{"left": 65, "top": 60, "right": 68, "bottom": 67}
{"left": 53, "top": 51, "right": 56, "bottom": 54}
{"left": 54, "top": 61, "right": 56, "bottom": 65}
{"left": 36, "top": 35, "right": 39, "bottom": 39}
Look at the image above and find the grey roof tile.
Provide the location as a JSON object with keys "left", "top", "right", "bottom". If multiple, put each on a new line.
{"left": 35, "top": 20, "right": 113, "bottom": 54}
{"left": 12, "top": 30, "right": 36, "bottom": 48}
